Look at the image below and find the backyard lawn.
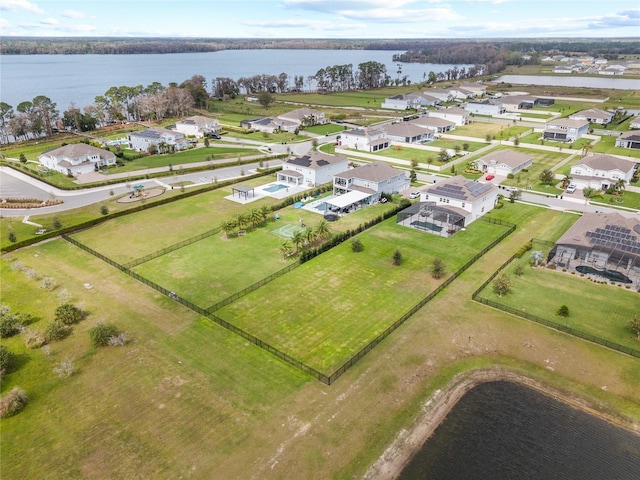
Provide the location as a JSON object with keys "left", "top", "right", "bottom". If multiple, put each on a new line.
{"left": 477, "top": 256, "right": 640, "bottom": 353}
{"left": 215, "top": 217, "right": 512, "bottom": 373}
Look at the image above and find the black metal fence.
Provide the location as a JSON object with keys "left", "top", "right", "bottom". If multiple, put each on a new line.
{"left": 124, "top": 227, "right": 223, "bottom": 269}
{"left": 63, "top": 215, "right": 520, "bottom": 385}
{"left": 471, "top": 238, "right": 640, "bottom": 359}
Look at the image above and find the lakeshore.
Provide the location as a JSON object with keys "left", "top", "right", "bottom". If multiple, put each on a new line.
{"left": 365, "top": 367, "right": 640, "bottom": 480}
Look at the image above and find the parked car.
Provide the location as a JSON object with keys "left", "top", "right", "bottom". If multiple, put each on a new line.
{"left": 205, "top": 132, "right": 221, "bottom": 139}
{"left": 565, "top": 184, "right": 577, "bottom": 194}
{"left": 409, "top": 191, "right": 421, "bottom": 199}
{"left": 485, "top": 174, "right": 495, "bottom": 181}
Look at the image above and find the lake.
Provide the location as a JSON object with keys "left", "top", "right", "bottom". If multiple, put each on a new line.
{"left": 0, "top": 50, "right": 463, "bottom": 109}
{"left": 398, "top": 381, "right": 640, "bottom": 480}
{"left": 494, "top": 74, "right": 640, "bottom": 90}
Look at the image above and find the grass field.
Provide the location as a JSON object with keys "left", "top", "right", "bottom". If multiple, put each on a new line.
{"left": 215, "top": 217, "right": 512, "bottom": 373}
{"left": 477, "top": 255, "right": 640, "bottom": 352}
{"left": 2, "top": 200, "right": 639, "bottom": 480}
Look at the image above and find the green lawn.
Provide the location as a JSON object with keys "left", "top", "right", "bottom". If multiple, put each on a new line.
{"left": 452, "top": 123, "right": 530, "bottom": 140}
{"left": 478, "top": 257, "right": 640, "bottom": 352}
{"left": 591, "top": 135, "right": 640, "bottom": 158}
{"left": 106, "top": 145, "right": 260, "bottom": 173}
{"left": 215, "top": 217, "right": 512, "bottom": 373}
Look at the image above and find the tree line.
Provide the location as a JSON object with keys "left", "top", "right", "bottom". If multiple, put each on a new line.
{"left": 0, "top": 59, "right": 399, "bottom": 142}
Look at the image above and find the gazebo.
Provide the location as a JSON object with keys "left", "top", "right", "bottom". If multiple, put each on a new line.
{"left": 231, "top": 185, "right": 255, "bottom": 200}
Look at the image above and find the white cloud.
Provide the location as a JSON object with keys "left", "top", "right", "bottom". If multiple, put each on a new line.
{"left": 0, "top": 0, "right": 44, "bottom": 14}
{"left": 62, "top": 9, "right": 86, "bottom": 19}
{"left": 41, "top": 17, "right": 59, "bottom": 26}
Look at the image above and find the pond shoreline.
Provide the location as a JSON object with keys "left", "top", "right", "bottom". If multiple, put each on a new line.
{"left": 364, "top": 366, "right": 640, "bottom": 480}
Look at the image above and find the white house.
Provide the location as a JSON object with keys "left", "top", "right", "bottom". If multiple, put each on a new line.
{"left": 429, "top": 107, "right": 470, "bottom": 126}
{"left": 458, "top": 82, "right": 487, "bottom": 97}
{"left": 240, "top": 117, "right": 298, "bottom": 133}
{"left": 630, "top": 118, "right": 640, "bottom": 130}
{"left": 173, "top": 115, "right": 221, "bottom": 138}
{"left": 381, "top": 93, "right": 440, "bottom": 110}
{"left": 473, "top": 150, "right": 533, "bottom": 177}
{"left": 277, "top": 151, "right": 349, "bottom": 187}
{"left": 39, "top": 143, "right": 116, "bottom": 176}
{"left": 422, "top": 88, "right": 454, "bottom": 103}
{"left": 543, "top": 118, "right": 589, "bottom": 143}
{"left": 383, "top": 122, "right": 434, "bottom": 144}
{"left": 339, "top": 126, "right": 389, "bottom": 152}
{"left": 569, "top": 154, "right": 637, "bottom": 190}
{"left": 128, "top": 127, "right": 190, "bottom": 152}
{"left": 333, "top": 161, "right": 409, "bottom": 201}
{"left": 497, "top": 94, "right": 554, "bottom": 111}
{"left": 278, "top": 108, "right": 329, "bottom": 127}
{"left": 569, "top": 108, "right": 614, "bottom": 126}
{"left": 464, "top": 100, "right": 507, "bottom": 117}
{"left": 419, "top": 175, "right": 499, "bottom": 226}
{"left": 408, "top": 116, "right": 456, "bottom": 133}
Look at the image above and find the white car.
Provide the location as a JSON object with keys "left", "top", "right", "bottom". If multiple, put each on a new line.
{"left": 409, "top": 191, "right": 421, "bottom": 199}
{"left": 565, "top": 184, "right": 577, "bottom": 194}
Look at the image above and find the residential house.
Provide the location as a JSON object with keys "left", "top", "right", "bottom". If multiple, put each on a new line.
{"left": 383, "top": 122, "right": 434, "bottom": 144}
{"left": 458, "top": 82, "right": 487, "bottom": 97}
{"left": 277, "top": 151, "right": 349, "bottom": 187}
{"left": 569, "top": 154, "right": 637, "bottom": 190}
{"left": 173, "top": 115, "right": 221, "bottom": 138}
{"left": 543, "top": 118, "right": 589, "bottom": 143}
{"left": 548, "top": 212, "right": 640, "bottom": 281}
{"left": 39, "top": 143, "right": 116, "bottom": 176}
{"left": 447, "top": 87, "right": 476, "bottom": 100}
{"left": 339, "top": 126, "right": 389, "bottom": 152}
{"left": 498, "top": 94, "right": 554, "bottom": 111}
{"left": 240, "top": 117, "right": 298, "bottom": 133}
{"left": 399, "top": 175, "right": 498, "bottom": 234}
{"left": 333, "top": 161, "right": 410, "bottom": 199}
{"left": 569, "top": 108, "right": 614, "bottom": 126}
{"left": 615, "top": 131, "right": 640, "bottom": 150}
{"left": 630, "top": 118, "right": 640, "bottom": 130}
{"left": 128, "top": 127, "right": 190, "bottom": 153}
{"left": 381, "top": 93, "right": 440, "bottom": 110}
{"left": 278, "top": 108, "right": 329, "bottom": 127}
{"left": 464, "top": 100, "right": 507, "bottom": 117}
{"left": 473, "top": 150, "right": 533, "bottom": 177}
{"left": 429, "top": 107, "right": 470, "bottom": 126}
{"left": 599, "top": 65, "right": 627, "bottom": 75}
{"left": 408, "top": 116, "right": 456, "bottom": 133}
{"left": 422, "top": 88, "right": 454, "bottom": 103}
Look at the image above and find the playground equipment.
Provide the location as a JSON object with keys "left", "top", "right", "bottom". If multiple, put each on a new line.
{"left": 129, "top": 184, "right": 145, "bottom": 198}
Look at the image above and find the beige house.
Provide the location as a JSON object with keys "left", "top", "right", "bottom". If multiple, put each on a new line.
{"left": 39, "top": 143, "right": 116, "bottom": 176}
{"left": 473, "top": 150, "right": 533, "bottom": 177}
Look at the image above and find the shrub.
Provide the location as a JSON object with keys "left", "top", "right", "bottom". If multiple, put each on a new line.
{"left": 0, "top": 345, "right": 14, "bottom": 375}
{"left": 100, "top": 204, "right": 109, "bottom": 215}
{"left": 53, "top": 358, "right": 75, "bottom": 378}
{"left": 514, "top": 264, "right": 524, "bottom": 277}
{"left": 351, "top": 237, "right": 364, "bottom": 252}
{"left": 557, "top": 305, "right": 569, "bottom": 317}
{"left": 0, "top": 315, "right": 20, "bottom": 338}
{"left": 44, "top": 321, "right": 71, "bottom": 342}
{"left": 392, "top": 250, "right": 403, "bottom": 266}
{"left": 55, "top": 303, "right": 84, "bottom": 325}
{"left": 89, "top": 323, "right": 121, "bottom": 347}
{"left": 0, "top": 387, "right": 28, "bottom": 418}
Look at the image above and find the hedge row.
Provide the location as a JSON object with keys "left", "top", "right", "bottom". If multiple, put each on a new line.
{"left": 1, "top": 168, "right": 280, "bottom": 253}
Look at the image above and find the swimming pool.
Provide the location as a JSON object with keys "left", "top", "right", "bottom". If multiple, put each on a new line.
{"left": 264, "top": 184, "right": 288, "bottom": 193}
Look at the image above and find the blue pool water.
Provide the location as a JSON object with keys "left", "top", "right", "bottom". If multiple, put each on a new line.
{"left": 264, "top": 184, "right": 288, "bottom": 193}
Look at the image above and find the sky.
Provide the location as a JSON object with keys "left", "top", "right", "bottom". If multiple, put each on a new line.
{"left": 1, "top": 0, "right": 639, "bottom": 39}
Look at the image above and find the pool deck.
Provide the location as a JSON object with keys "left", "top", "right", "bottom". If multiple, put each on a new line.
{"left": 225, "top": 182, "right": 310, "bottom": 204}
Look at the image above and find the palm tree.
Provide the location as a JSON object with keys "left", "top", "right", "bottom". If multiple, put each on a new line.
{"left": 291, "top": 230, "right": 305, "bottom": 254}
{"left": 235, "top": 212, "right": 249, "bottom": 231}
{"left": 279, "top": 240, "right": 294, "bottom": 260}
{"left": 303, "top": 226, "right": 316, "bottom": 247}
{"left": 561, "top": 175, "right": 572, "bottom": 189}
{"left": 220, "top": 219, "right": 236, "bottom": 239}
{"left": 314, "top": 219, "right": 331, "bottom": 240}
{"left": 615, "top": 179, "right": 626, "bottom": 194}
{"left": 260, "top": 205, "right": 272, "bottom": 224}
{"left": 249, "top": 208, "right": 263, "bottom": 228}
{"left": 582, "top": 187, "right": 603, "bottom": 205}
